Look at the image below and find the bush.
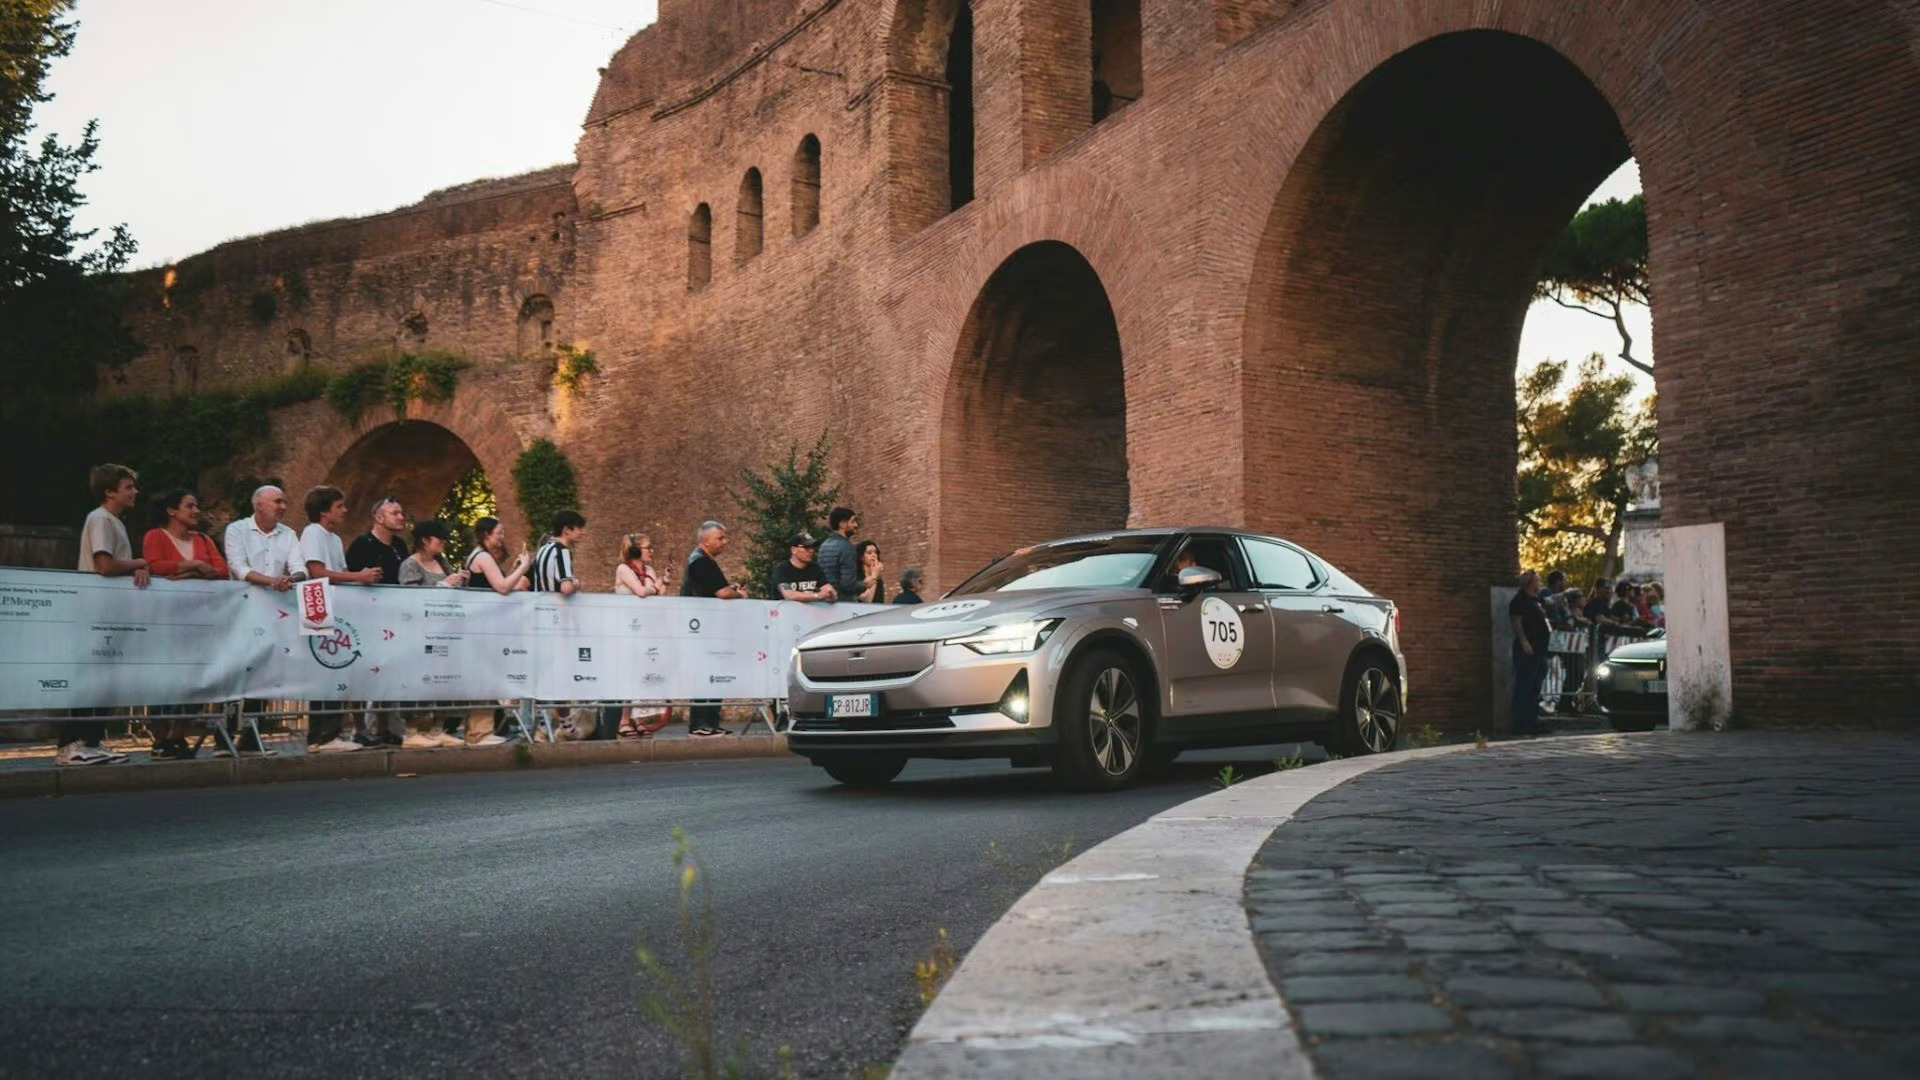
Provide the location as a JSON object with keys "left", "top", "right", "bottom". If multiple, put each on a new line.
{"left": 512, "top": 439, "right": 578, "bottom": 545}
{"left": 323, "top": 361, "right": 387, "bottom": 425}
{"left": 730, "top": 431, "right": 840, "bottom": 597}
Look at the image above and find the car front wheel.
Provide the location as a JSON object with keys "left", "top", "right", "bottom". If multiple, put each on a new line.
{"left": 1052, "top": 648, "right": 1148, "bottom": 791}
{"left": 1332, "top": 658, "right": 1401, "bottom": 756}
{"left": 819, "top": 755, "right": 907, "bottom": 788}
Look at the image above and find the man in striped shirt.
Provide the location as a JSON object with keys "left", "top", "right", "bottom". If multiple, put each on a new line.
{"left": 532, "top": 510, "right": 585, "bottom": 595}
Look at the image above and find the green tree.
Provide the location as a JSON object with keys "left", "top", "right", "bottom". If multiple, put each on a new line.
{"left": 1534, "top": 194, "right": 1649, "bottom": 376}
{"left": 1516, "top": 354, "right": 1657, "bottom": 582}
{"left": 0, "top": 0, "right": 139, "bottom": 394}
{"left": 730, "top": 431, "right": 840, "bottom": 598}
{"left": 511, "top": 439, "right": 578, "bottom": 545}
{"left": 432, "top": 464, "right": 497, "bottom": 561}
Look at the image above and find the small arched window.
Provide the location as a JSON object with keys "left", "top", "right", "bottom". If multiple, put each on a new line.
{"left": 172, "top": 345, "right": 199, "bottom": 392}
{"left": 736, "top": 169, "right": 764, "bottom": 263}
{"left": 286, "top": 329, "right": 312, "bottom": 369}
{"left": 399, "top": 310, "right": 429, "bottom": 348}
{"left": 1090, "top": 0, "right": 1142, "bottom": 123}
{"left": 689, "top": 204, "right": 712, "bottom": 289}
{"left": 517, "top": 295, "right": 556, "bottom": 355}
{"left": 792, "top": 135, "right": 821, "bottom": 237}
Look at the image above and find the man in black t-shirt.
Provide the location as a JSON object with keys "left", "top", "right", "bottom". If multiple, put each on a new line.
{"left": 769, "top": 531, "right": 837, "bottom": 602}
{"left": 344, "top": 497, "right": 410, "bottom": 745}
{"left": 1508, "top": 570, "right": 1551, "bottom": 736}
{"left": 682, "top": 520, "right": 750, "bottom": 736}
{"left": 345, "top": 497, "right": 409, "bottom": 584}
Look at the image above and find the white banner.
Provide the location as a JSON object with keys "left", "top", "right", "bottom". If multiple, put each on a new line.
{"left": 0, "top": 568, "right": 884, "bottom": 710}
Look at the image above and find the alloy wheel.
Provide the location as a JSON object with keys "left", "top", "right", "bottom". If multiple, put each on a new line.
{"left": 1353, "top": 667, "right": 1400, "bottom": 753}
{"left": 1087, "top": 667, "right": 1142, "bottom": 776}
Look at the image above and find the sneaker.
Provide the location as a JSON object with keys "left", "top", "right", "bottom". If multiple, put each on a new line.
{"left": 56, "top": 741, "right": 117, "bottom": 766}
{"left": 472, "top": 734, "right": 509, "bottom": 747}
{"left": 309, "top": 737, "right": 363, "bottom": 754}
{"left": 432, "top": 732, "right": 465, "bottom": 748}
{"left": 401, "top": 732, "right": 440, "bottom": 749}
{"left": 97, "top": 744, "right": 132, "bottom": 762}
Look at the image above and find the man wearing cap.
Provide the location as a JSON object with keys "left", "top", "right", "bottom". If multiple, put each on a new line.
{"left": 770, "top": 531, "right": 838, "bottom": 603}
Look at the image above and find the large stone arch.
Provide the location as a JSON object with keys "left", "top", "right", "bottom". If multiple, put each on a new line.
{"left": 1214, "top": 0, "right": 1920, "bottom": 723}
{"left": 915, "top": 167, "right": 1177, "bottom": 587}
{"left": 279, "top": 385, "right": 535, "bottom": 543}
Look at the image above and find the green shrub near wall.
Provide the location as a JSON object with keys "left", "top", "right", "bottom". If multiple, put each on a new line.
{"left": 511, "top": 439, "right": 579, "bottom": 545}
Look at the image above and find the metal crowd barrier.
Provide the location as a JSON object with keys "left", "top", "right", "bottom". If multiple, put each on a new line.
{"left": 0, "top": 696, "right": 791, "bottom": 755}
{"left": 1540, "top": 624, "right": 1653, "bottom": 715}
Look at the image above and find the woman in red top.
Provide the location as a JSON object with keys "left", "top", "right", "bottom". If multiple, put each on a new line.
{"left": 142, "top": 488, "right": 228, "bottom": 580}
{"left": 138, "top": 488, "right": 229, "bottom": 759}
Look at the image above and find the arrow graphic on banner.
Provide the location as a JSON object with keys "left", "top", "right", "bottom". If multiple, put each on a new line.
{"left": 382, "top": 630, "right": 395, "bottom": 640}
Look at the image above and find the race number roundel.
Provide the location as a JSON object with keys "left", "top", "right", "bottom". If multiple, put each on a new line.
{"left": 1199, "top": 596, "right": 1244, "bottom": 669}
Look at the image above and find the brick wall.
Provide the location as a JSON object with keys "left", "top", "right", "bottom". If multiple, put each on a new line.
{"left": 113, "top": 0, "right": 1920, "bottom": 726}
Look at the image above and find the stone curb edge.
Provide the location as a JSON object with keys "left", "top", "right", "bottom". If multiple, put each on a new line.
{"left": 0, "top": 735, "right": 792, "bottom": 799}
{"left": 891, "top": 743, "right": 1484, "bottom": 1080}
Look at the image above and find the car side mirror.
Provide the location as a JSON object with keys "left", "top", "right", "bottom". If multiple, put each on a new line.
{"left": 1176, "top": 566, "right": 1222, "bottom": 599}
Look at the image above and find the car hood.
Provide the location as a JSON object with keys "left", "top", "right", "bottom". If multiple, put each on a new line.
{"left": 1607, "top": 638, "right": 1667, "bottom": 662}
{"left": 797, "top": 587, "right": 1147, "bottom": 648}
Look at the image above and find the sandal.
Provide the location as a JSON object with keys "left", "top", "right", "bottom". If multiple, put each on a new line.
{"left": 617, "top": 720, "right": 643, "bottom": 739}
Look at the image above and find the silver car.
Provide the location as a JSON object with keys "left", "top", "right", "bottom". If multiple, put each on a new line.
{"left": 786, "top": 528, "right": 1407, "bottom": 790}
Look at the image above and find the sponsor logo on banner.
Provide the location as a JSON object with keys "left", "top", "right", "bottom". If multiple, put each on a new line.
{"left": 688, "top": 618, "right": 702, "bottom": 634}
{"left": 644, "top": 673, "right": 667, "bottom": 685}
{"left": 578, "top": 647, "right": 593, "bottom": 662}
{"left": 574, "top": 674, "right": 598, "bottom": 683}
{"left": 709, "top": 674, "right": 737, "bottom": 685}
{"left": 308, "top": 618, "right": 362, "bottom": 670}
{"left": 423, "top": 644, "right": 449, "bottom": 657}
{"left": 297, "top": 578, "right": 336, "bottom": 636}
{"left": 38, "top": 678, "right": 69, "bottom": 691}
{"left": 645, "top": 646, "right": 661, "bottom": 661}
{"left": 507, "top": 673, "right": 529, "bottom": 683}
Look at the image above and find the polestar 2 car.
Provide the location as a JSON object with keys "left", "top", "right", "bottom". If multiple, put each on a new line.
{"left": 785, "top": 528, "right": 1407, "bottom": 790}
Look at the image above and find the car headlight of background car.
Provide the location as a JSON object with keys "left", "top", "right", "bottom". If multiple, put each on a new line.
{"left": 945, "top": 619, "right": 1062, "bottom": 655}
{"left": 1594, "top": 662, "right": 1611, "bottom": 681}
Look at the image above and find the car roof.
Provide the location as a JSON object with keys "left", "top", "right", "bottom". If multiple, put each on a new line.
{"left": 1038, "top": 526, "right": 1276, "bottom": 545}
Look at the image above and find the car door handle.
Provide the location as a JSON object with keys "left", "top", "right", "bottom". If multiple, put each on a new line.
{"left": 1321, "top": 605, "right": 1346, "bottom": 614}
{"left": 1237, "top": 603, "right": 1265, "bottom": 613}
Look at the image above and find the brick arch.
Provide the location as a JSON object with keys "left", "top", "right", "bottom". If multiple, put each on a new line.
{"left": 1233, "top": 27, "right": 1641, "bottom": 726}
{"left": 284, "top": 386, "right": 532, "bottom": 543}
{"left": 918, "top": 166, "right": 1174, "bottom": 585}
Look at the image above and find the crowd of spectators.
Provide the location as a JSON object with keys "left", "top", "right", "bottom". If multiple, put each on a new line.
{"left": 1510, "top": 565, "right": 1670, "bottom": 737}
{"left": 52, "top": 465, "right": 927, "bottom": 766}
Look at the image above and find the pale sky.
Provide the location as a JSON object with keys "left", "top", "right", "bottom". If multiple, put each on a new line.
{"left": 37, "top": 1, "right": 1649, "bottom": 388}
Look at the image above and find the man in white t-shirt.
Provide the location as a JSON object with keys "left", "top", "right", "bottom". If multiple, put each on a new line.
{"left": 298, "top": 485, "right": 380, "bottom": 754}
{"left": 221, "top": 485, "right": 300, "bottom": 757}
{"left": 58, "top": 464, "right": 149, "bottom": 766}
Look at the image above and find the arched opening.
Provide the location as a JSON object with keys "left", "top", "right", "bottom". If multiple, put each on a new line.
{"left": 940, "top": 241, "right": 1129, "bottom": 580}
{"left": 398, "top": 310, "right": 429, "bottom": 349}
{"left": 736, "top": 169, "right": 764, "bottom": 264}
{"left": 884, "top": 0, "right": 974, "bottom": 238}
{"left": 792, "top": 135, "right": 822, "bottom": 236}
{"left": 1090, "top": 0, "right": 1141, "bottom": 123}
{"left": 517, "top": 294, "right": 556, "bottom": 356}
{"left": 326, "top": 421, "right": 488, "bottom": 541}
{"left": 285, "top": 329, "right": 312, "bottom": 370}
{"left": 688, "top": 203, "right": 712, "bottom": 289}
{"left": 171, "top": 345, "right": 199, "bottom": 392}
{"left": 1241, "top": 30, "right": 1633, "bottom": 725}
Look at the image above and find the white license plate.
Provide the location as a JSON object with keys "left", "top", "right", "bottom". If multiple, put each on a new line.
{"left": 830, "top": 694, "right": 878, "bottom": 718}
{"left": 1646, "top": 679, "right": 1667, "bottom": 694}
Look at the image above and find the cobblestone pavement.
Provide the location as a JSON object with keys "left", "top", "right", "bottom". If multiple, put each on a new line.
{"left": 1247, "top": 732, "right": 1920, "bottom": 1079}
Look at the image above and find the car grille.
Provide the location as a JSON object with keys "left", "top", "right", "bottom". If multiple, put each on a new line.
{"left": 799, "top": 642, "right": 935, "bottom": 682}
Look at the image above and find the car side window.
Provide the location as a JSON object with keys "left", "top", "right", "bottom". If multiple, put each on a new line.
{"left": 1241, "top": 538, "right": 1320, "bottom": 591}
{"left": 1159, "top": 535, "right": 1253, "bottom": 592}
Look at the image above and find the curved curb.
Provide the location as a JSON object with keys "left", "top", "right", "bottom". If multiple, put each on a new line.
{"left": 891, "top": 744, "right": 1476, "bottom": 1079}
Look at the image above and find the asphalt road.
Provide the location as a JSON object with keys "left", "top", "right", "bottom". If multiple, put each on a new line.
{"left": 0, "top": 754, "right": 1237, "bottom": 1079}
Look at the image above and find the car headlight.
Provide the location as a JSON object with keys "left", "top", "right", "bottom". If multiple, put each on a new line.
{"left": 945, "top": 619, "right": 1061, "bottom": 655}
{"left": 1594, "top": 662, "right": 1611, "bottom": 681}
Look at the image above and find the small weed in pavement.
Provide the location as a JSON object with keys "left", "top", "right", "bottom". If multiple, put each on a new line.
{"left": 1474, "top": 730, "right": 1488, "bottom": 749}
{"left": 984, "top": 835, "right": 1077, "bottom": 908}
{"left": 1404, "top": 724, "right": 1444, "bottom": 749}
{"left": 1272, "top": 748, "right": 1306, "bottom": 771}
{"left": 914, "top": 928, "right": 958, "bottom": 1005}
{"left": 635, "top": 828, "right": 792, "bottom": 1079}
{"left": 1213, "top": 764, "right": 1246, "bottom": 789}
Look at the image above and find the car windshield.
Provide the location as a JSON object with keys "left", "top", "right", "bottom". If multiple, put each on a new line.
{"left": 949, "top": 535, "right": 1165, "bottom": 595}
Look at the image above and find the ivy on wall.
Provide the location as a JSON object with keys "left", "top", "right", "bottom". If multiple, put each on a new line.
{"left": 510, "top": 438, "right": 579, "bottom": 544}
{"left": 321, "top": 350, "right": 471, "bottom": 425}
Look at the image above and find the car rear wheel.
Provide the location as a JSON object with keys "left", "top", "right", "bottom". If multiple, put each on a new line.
{"left": 1331, "top": 658, "right": 1401, "bottom": 756}
{"left": 819, "top": 755, "right": 907, "bottom": 788}
{"left": 1052, "top": 648, "right": 1148, "bottom": 791}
